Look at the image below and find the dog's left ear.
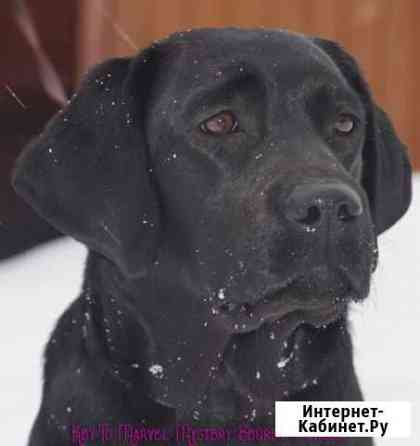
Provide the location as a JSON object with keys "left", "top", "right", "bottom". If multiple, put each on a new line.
{"left": 12, "top": 51, "right": 162, "bottom": 278}
{"left": 312, "top": 38, "right": 412, "bottom": 235}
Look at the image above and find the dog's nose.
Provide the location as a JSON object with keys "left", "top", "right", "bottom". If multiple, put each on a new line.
{"left": 285, "top": 183, "right": 363, "bottom": 229}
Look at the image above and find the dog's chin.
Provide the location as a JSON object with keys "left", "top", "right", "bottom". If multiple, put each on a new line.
{"left": 214, "top": 266, "right": 364, "bottom": 335}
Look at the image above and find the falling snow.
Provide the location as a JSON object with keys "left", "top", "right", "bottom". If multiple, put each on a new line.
{"left": 4, "top": 85, "right": 27, "bottom": 108}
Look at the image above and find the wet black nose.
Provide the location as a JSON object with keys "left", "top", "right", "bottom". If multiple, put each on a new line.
{"left": 285, "top": 183, "right": 363, "bottom": 229}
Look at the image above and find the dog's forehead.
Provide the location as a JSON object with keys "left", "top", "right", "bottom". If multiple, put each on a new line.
{"left": 164, "top": 28, "right": 325, "bottom": 62}
{"left": 152, "top": 28, "right": 346, "bottom": 104}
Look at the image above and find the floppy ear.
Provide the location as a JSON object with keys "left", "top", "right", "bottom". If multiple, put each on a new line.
{"left": 12, "top": 53, "right": 161, "bottom": 277}
{"left": 312, "top": 38, "right": 412, "bottom": 235}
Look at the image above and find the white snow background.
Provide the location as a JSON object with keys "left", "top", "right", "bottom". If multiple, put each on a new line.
{"left": 1, "top": 176, "right": 419, "bottom": 445}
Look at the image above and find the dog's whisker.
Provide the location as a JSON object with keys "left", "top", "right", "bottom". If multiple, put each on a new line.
{"left": 100, "top": 222, "right": 121, "bottom": 246}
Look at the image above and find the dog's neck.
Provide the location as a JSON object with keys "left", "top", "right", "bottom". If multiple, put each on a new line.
{"left": 82, "top": 251, "right": 357, "bottom": 424}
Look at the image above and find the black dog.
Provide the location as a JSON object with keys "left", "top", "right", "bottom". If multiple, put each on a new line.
{"left": 13, "top": 29, "right": 411, "bottom": 445}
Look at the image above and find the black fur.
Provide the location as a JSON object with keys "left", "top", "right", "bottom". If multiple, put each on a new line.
{"left": 13, "top": 29, "right": 411, "bottom": 445}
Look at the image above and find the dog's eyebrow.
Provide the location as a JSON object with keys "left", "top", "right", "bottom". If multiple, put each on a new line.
{"left": 181, "top": 64, "right": 261, "bottom": 116}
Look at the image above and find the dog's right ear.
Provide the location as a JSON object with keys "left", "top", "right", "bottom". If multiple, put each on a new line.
{"left": 13, "top": 52, "right": 161, "bottom": 278}
{"left": 312, "top": 38, "right": 412, "bottom": 235}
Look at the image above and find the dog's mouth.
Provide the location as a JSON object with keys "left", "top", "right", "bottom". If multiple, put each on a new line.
{"left": 212, "top": 270, "right": 353, "bottom": 334}
{"left": 214, "top": 298, "right": 345, "bottom": 334}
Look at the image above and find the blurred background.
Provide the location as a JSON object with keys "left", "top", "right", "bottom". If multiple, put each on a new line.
{"left": 0, "top": 0, "right": 419, "bottom": 444}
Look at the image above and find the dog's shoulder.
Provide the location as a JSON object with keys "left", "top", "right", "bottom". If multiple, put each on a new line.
{"left": 41, "top": 296, "right": 96, "bottom": 387}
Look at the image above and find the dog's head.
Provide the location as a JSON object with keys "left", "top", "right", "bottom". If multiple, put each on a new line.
{"left": 13, "top": 29, "right": 412, "bottom": 412}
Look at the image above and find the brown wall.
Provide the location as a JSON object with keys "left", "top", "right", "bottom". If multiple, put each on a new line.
{"left": 0, "top": 0, "right": 77, "bottom": 259}
{"left": 77, "top": 0, "right": 420, "bottom": 169}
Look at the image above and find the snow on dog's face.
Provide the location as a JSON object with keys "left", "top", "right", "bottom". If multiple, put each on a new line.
{"left": 141, "top": 29, "right": 410, "bottom": 322}
{"left": 13, "top": 28, "right": 412, "bottom": 413}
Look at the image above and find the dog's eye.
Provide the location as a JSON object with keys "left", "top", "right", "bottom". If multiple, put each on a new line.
{"left": 200, "top": 111, "right": 238, "bottom": 135}
{"left": 334, "top": 114, "right": 356, "bottom": 135}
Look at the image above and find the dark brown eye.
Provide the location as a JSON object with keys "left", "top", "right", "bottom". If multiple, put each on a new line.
{"left": 334, "top": 114, "right": 356, "bottom": 135}
{"left": 200, "top": 111, "right": 238, "bottom": 135}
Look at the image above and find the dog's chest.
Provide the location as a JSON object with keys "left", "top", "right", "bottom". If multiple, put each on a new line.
{"left": 190, "top": 324, "right": 319, "bottom": 425}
